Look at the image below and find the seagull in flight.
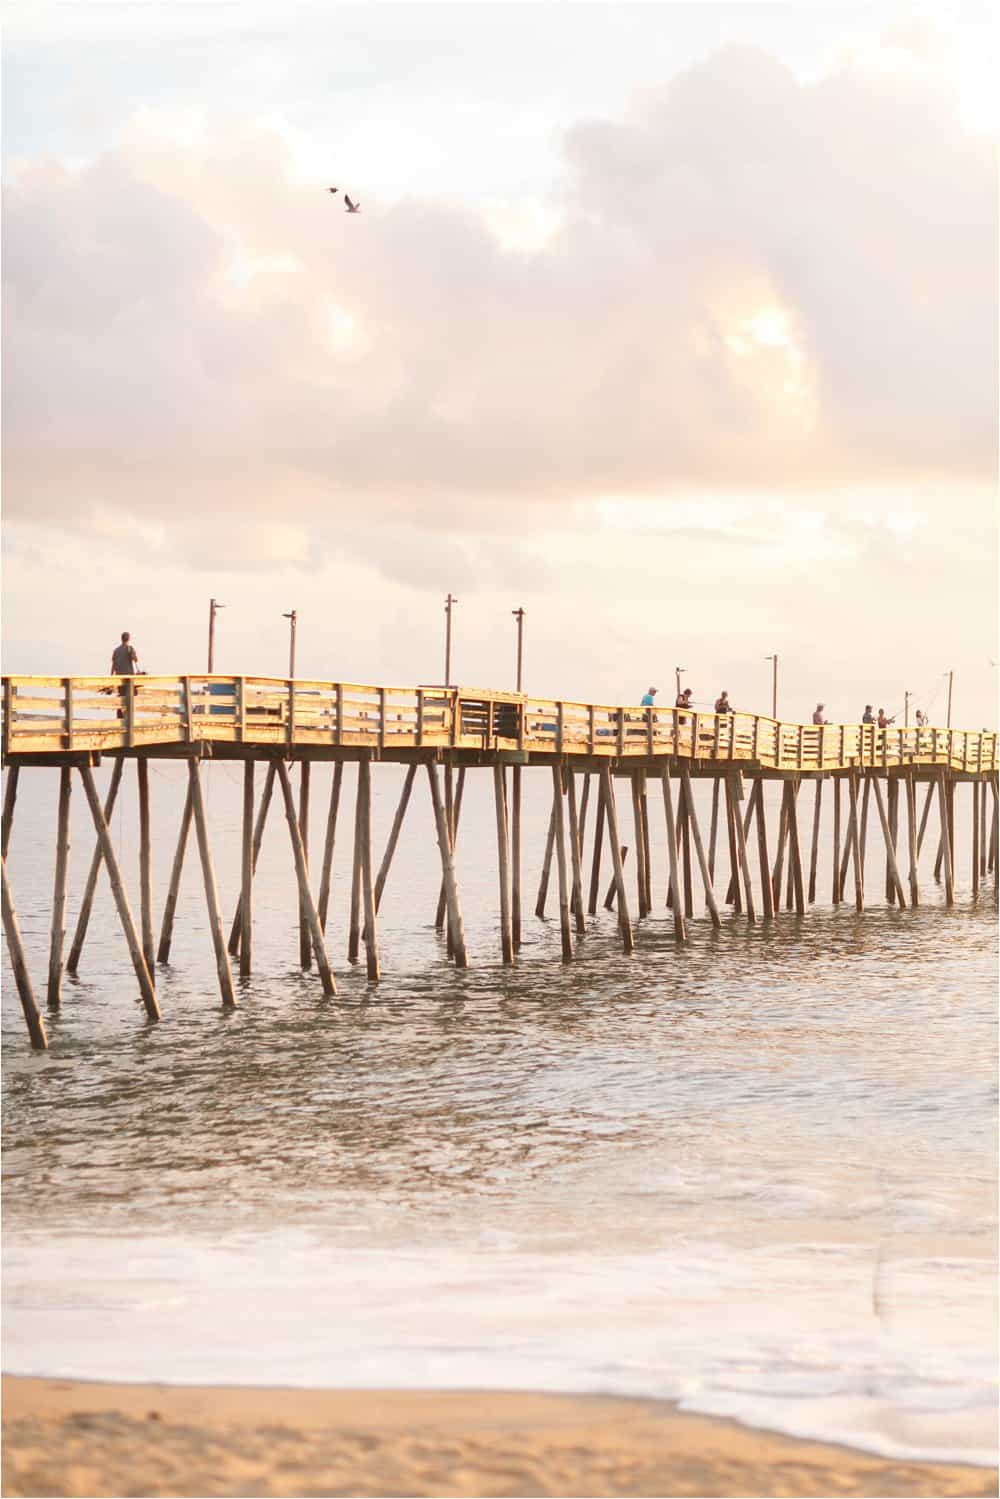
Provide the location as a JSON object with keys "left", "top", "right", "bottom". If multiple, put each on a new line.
{"left": 328, "top": 186, "right": 338, "bottom": 195}
{"left": 344, "top": 194, "right": 361, "bottom": 213}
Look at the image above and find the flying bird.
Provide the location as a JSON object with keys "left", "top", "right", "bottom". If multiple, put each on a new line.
{"left": 344, "top": 194, "right": 361, "bottom": 213}
{"left": 328, "top": 186, "right": 338, "bottom": 195}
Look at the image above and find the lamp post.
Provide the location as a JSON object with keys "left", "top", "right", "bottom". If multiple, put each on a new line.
{"left": 512, "top": 607, "right": 525, "bottom": 692}
{"left": 904, "top": 690, "right": 911, "bottom": 728}
{"left": 282, "top": 610, "right": 297, "bottom": 679}
{"left": 444, "top": 593, "right": 458, "bottom": 687}
{"left": 765, "top": 654, "right": 778, "bottom": 718}
{"left": 675, "top": 666, "right": 686, "bottom": 702}
{"left": 945, "top": 669, "right": 954, "bottom": 727}
{"left": 207, "top": 598, "right": 225, "bottom": 673}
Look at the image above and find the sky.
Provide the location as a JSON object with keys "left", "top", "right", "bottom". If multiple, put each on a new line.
{"left": 2, "top": 1, "right": 997, "bottom": 726}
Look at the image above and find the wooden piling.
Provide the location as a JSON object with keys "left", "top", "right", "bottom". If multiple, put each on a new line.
{"left": 630, "top": 771, "right": 648, "bottom": 919}
{"left": 566, "top": 770, "right": 586, "bottom": 936}
{"left": 187, "top": 758, "right": 237, "bottom": 1008}
{"left": 640, "top": 771, "right": 654, "bottom": 916}
{"left": 870, "top": 775, "right": 906, "bottom": 907}
{"left": 752, "top": 780, "right": 775, "bottom": 920}
{"left": 979, "top": 775, "right": 988, "bottom": 878}
{"left": 358, "top": 758, "right": 380, "bottom": 981}
{"left": 905, "top": 772, "right": 919, "bottom": 908}
{"left": 348, "top": 765, "right": 363, "bottom": 965}
{"left": 227, "top": 762, "right": 275, "bottom": 954}
{"left": 2, "top": 858, "right": 48, "bottom": 1050}
{"left": 725, "top": 782, "right": 743, "bottom": 914}
{"left": 885, "top": 777, "right": 899, "bottom": 905}
{"left": 536, "top": 803, "right": 556, "bottom": 920}
{"left": 847, "top": 771, "right": 864, "bottom": 912}
{"left": 77, "top": 763, "right": 159, "bottom": 1019}
{"left": 708, "top": 777, "right": 720, "bottom": 882}
{"left": 937, "top": 773, "right": 954, "bottom": 906}
{"left": 511, "top": 764, "right": 523, "bottom": 949}
{"left": 493, "top": 763, "right": 514, "bottom": 964}
{"left": 551, "top": 765, "right": 574, "bottom": 961}
{"left": 436, "top": 767, "right": 465, "bottom": 943}
{"left": 916, "top": 780, "right": 936, "bottom": 858}
{"left": 728, "top": 774, "right": 756, "bottom": 922}
{"left": 427, "top": 760, "right": 468, "bottom": 968}
{"left": 599, "top": 766, "right": 634, "bottom": 952}
{"left": 298, "top": 761, "right": 311, "bottom": 969}
{"left": 316, "top": 761, "right": 343, "bottom": 933}
{"left": 971, "top": 780, "right": 980, "bottom": 901}
{"left": 660, "top": 767, "right": 686, "bottom": 942}
{"left": 275, "top": 760, "right": 337, "bottom": 994}
{"left": 832, "top": 778, "right": 842, "bottom": 904}
{"left": 771, "top": 785, "right": 790, "bottom": 909}
{"left": 67, "top": 757, "right": 124, "bottom": 975}
{"left": 679, "top": 767, "right": 722, "bottom": 928}
{"left": 373, "top": 763, "right": 417, "bottom": 913}
{"left": 2, "top": 764, "right": 19, "bottom": 859}
{"left": 588, "top": 792, "right": 605, "bottom": 916}
{"left": 807, "top": 779, "right": 822, "bottom": 904}
{"left": 603, "top": 846, "right": 629, "bottom": 910}
{"left": 137, "top": 758, "right": 154, "bottom": 973}
{"left": 785, "top": 779, "right": 804, "bottom": 915}
{"left": 239, "top": 761, "right": 254, "bottom": 978}
{"left": 46, "top": 766, "right": 72, "bottom": 1009}
{"left": 157, "top": 785, "right": 194, "bottom": 965}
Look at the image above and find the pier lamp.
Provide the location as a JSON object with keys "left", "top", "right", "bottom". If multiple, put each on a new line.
{"left": 512, "top": 607, "right": 525, "bottom": 692}
{"left": 765, "top": 654, "right": 778, "bottom": 719}
{"left": 207, "top": 598, "right": 226, "bottom": 673}
{"left": 444, "top": 594, "right": 458, "bottom": 687}
{"left": 675, "top": 666, "right": 686, "bottom": 701}
{"left": 283, "top": 611, "right": 298, "bottom": 680}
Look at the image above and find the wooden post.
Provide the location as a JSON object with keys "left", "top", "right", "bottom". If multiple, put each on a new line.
{"left": 937, "top": 773, "right": 954, "bottom": 907}
{"left": 316, "top": 761, "right": 344, "bottom": 933}
{"left": 373, "top": 763, "right": 417, "bottom": 913}
{"left": 847, "top": 771, "right": 864, "bottom": 912}
{"left": 566, "top": 770, "right": 586, "bottom": 935}
{"left": 971, "top": 780, "right": 980, "bottom": 902}
{"left": 511, "top": 764, "right": 523, "bottom": 950}
{"left": 640, "top": 771, "right": 653, "bottom": 916}
{"left": 753, "top": 780, "right": 775, "bottom": 920}
{"left": 708, "top": 778, "right": 720, "bottom": 881}
{"left": 2, "top": 858, "right": 48, "bottom": 1050}
{"left": 187, "top": 758, "right": 237, "bottom": 1008}
{"left": 980, "top": 775, "right": 988, "bottom": 877}
{"left": 807, "top": 778, "right": 822, "bottom": 904}
{"left": 587, "top": 791, "right": 605, "bottom": 916}
{"left": 630, "top": 771, "right": 648, "bottom": 918}
{"left": 427, "top": 760, "right": 469, "bottom": 968}
{"left": 989, "top": 776, "right": 998, "bottom": 881}
{"left": 227, "top": 762, "right": 276, "bottom": 955}
{"left": 2, "top": 764, "right": 19, "bottom": 859}
{"left": 603, "top": 846, "right": 629, "bottom": 910}
{"left": 67, "top": 757, "right": 125, "bottom": 976}
{"left": 728, "top": 774, "right": 756, "bottom": 922}
{"left": 771, "top": 784, "right": 790, "bottom": 909}
{"left": 660, "top": 767, "right": 686, "bottom": 942}
{"left": 359, "top": 758, "right": 380, "bottom": 981}
{"left": 46, "top": 767, "right": 72, "bottom": 1009}
{"left": 786, "top": 779, "right": 804, "bottom": 915}
{"left": 680, "top": 792, "right": 693, "bottom": 918}
{"left": 551, "top": 765, "right": 573, "bottom": 961}
{"left": 348, "top": 764, "right": 363, "bottom": 964}
{"left": 916, "top": 780, "right": 936, "bottom": 858}
{"left": 599, "top": 765, "right": 634, "bottom": 952}
{"left": 137, "top": 758, "right": 154, "bottom": 973}
{"left": 679, "top": 767, "right": 721, "bottom": 928}
{"left": 435, "top": 767, "right": 465, "bottom": 937}
{"left": 859, "top": 774, "right": 872, "bottom": 884}
{"left": 298, "top": 761, "right": 312, "bottom": 968}
{"left": 832, "top": 778, "right": 842, "bottom": 904}
{"left": 870, "top": 775, "right": 906, "bottom": 908}
{"left": 493, "top": 764, "right": 514, "bottom": 964}
{"left": 232, "top": 759, "right": 252, "bottom": 979}
{"left": 158, "top": 785, "right": 194, "bottom": 965}
{"left": 77, "top": 763, "right": 159, "bottom": 1019}
{"left": 275, "top": 759, "right": 337, "bottom": 994}
{"left": 535, "top": 803, "right": 557, "bottom": 919}
{"left": 905, "top": 772, "right": 919, "bottom": 907}
{"left": 437, "top": 764, "right": 455, "bottom": 931}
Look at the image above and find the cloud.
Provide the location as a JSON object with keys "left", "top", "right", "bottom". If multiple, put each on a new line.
{"left": 2, "top": 42, "right": 996, "bottom": 562}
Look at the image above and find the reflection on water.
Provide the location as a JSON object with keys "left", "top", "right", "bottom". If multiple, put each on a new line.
{"left": 2, "top": 762, "right": 997, "bottom": 1463}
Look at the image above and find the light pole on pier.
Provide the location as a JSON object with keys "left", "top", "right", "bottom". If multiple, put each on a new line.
{"left": 207, "top": 598, "right": 225, "bottom": 673}
{"left": 765, "top": 654, "right": 778, "bottom": 719}
{"left": 675, "top": 665, "right": 686, "bottom": 702}
{"left": 444, "top": 593, "right": 458, "bottom": 687}
{"left": 512, "top": 607, "right": 525, "bottom": 692}
{"left": 945, "top": 669, "right": 954, "bottom": 727}
{"left": 283, "top": 610, "right": 297, "bottom": 679}
{"left": 904, "top": 690, "right": 911, "bottom": 728}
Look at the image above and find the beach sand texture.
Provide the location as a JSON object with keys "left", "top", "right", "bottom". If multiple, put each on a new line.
{"left": 2, "top": 1379, "right": 996, "bottom": 1498}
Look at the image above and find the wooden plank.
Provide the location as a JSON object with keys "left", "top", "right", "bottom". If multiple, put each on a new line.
{"left": 2, "top": 858, "right": 48, "bottom": 1049}
{"left": 275, "top": 759, "right": 337, "bottom": 993}
{"left": 46, "top": 767, "right": 72, "bottom": 1008}
{"left": 187, "top": 757, "right": 237, "bottom": 1008}
{"left": 78, "top": 763, "right": 159, "bottom": 1018}
{"left": 67, "top": 758, "right": 125, "bottom": 975}
{"left": 426, "top": 760, "right": 468, "bottom": 968}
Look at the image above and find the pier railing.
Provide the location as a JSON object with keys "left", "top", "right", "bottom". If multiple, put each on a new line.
{"left": 2, "top": 675, "right": 997, "bottom": 774}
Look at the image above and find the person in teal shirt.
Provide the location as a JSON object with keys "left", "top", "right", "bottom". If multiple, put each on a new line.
{"left": 641, "top": 687, "right": 657, "bottom": 706}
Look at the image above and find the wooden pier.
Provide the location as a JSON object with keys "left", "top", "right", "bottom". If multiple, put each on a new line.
{"left": 2, "top": 673, "right": 997, "bottom": 1051}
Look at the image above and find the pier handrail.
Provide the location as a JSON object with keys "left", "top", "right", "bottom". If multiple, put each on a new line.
{"left": 1, "top": 674, "right": 996, "bottom": 775}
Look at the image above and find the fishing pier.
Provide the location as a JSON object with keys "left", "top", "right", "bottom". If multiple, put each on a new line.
{"left": 3, "top": 673, "right": 997, "bottom": 1051}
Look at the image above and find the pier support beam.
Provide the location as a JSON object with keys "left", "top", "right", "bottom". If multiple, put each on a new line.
{"left": 728, "top": 774, "right": 756, "bottom": 922}
{"left": 587, "top": 791, "right": 605, "bottom": 916}
{"left": 551, "top": 765, "right": 573, "bottom": 962}
{"left": 239, "top": 761, "right": 254, "bottom": 979}
{"left": 348, "top": 765, "right": 363, "bottom": 965}
{"left": 871, "top": 775, "right": 907, "bottom": 908}
{"left": 808, "top": 779, "right": 823, "bottom": 904}
{"left": 660, "top": 767, "right": 686, "bottom": 943}
{"left": 566, "top": 770, "right": 586, "bottom": 936}
{"left": 600, "top": 766, "right": 633, "bottom": 953}
{"left": 187, "top": 758, "right": 237, "bottom": 1008}
{"left": 227, "top": 762, "right": 275, "bottom": 956}
{"left": 971, "top": 781, "right": 980, "bottom": 902}
{"left": 2, "top": 859, "right": 48, "bottom": 1050}
{"left": 937, "top": 773, "right": 954, "bottom": 907}
{"left": 427, "top": 760, "right": 468, "bottom": 969}
{"left": 67, "top": 757, "right": 124, "bottom": 976}
{"left": 298, "top": 762, "right": 311, "bottom": 969}
{"left": 679, "top": 767, "right": 721, "bottom": 928}
{"left": 158, "top": 786, "right": 194, "bottom": 965}
{"left": 2, "top": 765, "right": 20, "bottom": 859}
{"left": 316, "top": 762, "right": 343, "bottom": 934}
{"left": 847, "top": 771, "right": 864, "bottom": 911}
{"left": 493, "top": 764, "right": 514, "bottom": 965}
{"left": 752, "top": 780, "right": 775, "bottom": 921}
{"left": 786, "top": 778, "right": 805, "bottom": 915}
{"left": 905, "top": 772, "right": 919, "bottom": 908}
{"left": 832, "top": 779, "right": 842, "bottom": 905}
{"left": 435, "top": 767, "right": 465, "bottom": 938}
{"left": 374, "top": 764, "right": 417, "bottom": 916}
{"left": 358, "top": 758, "right": 380, "bottom": 981}
{"left": 46, "top": 766, "right": 72, "bottom": 1008}
{"left": 536, "top": 804, "right": 556, "bottom": 920}
{"left": 708, "top": 778, "right": 720, "bottom": 882}
{"left": 137, "top": 758, "right": 154, "bottom": 973}
{"left": 275, "top": 760, "right": 336, "bottom": 994}
{"left": 511, "top": 765, "right": 523, "bottom": 950}
{"left": 78, "top": 763, "right": 159, "bottom": 1020}
{"left": 631, "top": 772, "right": 648, "bottom": 919}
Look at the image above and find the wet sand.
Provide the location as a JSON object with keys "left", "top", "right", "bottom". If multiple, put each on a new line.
{"left": 2, "top": 1377, "right": 996, "bottom": 1497}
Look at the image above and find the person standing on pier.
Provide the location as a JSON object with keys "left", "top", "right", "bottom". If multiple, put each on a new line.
{"left": 641, "top": 687, "right": 657, "bottom": 706}
{"left": 862, "top": 705, "right": 874, "bottom": 724}
{"left": 877, "top": 708, "right": 894, "bottom": 729}
{"left": 812, "top": 704, "right": 826, "bottom": 725}
{"left": 110, "top": 632, "right": 138, "bottom": 675}
{"left": 676, "top": 687, "right": 693, "bottom": 709}
{"left": 714, "top": 690, "right": 732, "bottom": 714}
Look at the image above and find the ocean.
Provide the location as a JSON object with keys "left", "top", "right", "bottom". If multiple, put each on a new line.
{"left": 3, "top": 758, "right": 997, "bottom": 1465}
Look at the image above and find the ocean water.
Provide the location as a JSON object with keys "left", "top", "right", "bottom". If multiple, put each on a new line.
{"left": 3, "top": 759, "right": 997, "bottom": 1465}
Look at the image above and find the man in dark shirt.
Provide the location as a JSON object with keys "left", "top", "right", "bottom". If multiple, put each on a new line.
{"left": 714, "top": 690, "right": 732, "bottom": 714}
{"left": 110, "top": 632, "right": 138, "bottom": 674}
{"left": 862, "top": 705, "right": 874, "bottom": 724}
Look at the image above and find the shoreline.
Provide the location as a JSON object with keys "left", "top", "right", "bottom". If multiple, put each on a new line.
{"left": 3, "top": 1377, "right": 997, "bottom": 1498}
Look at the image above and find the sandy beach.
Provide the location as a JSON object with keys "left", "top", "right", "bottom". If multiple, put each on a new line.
{"left": 2, "top": 1377, "right": 995, "bottom": 1498}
